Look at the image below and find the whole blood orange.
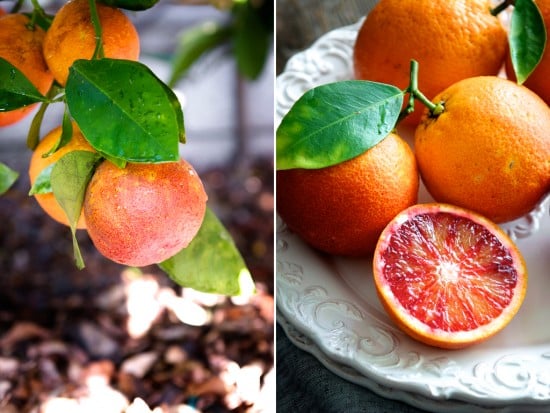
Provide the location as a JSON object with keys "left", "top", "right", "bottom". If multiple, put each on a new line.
{"left": 83, "top": 159, "right": 207, "bottom": 267}
{"left": 43, "top": 0, "right": 140, "bottom": 86}
{"left": 415, "top": 76, "right": 550, "bottom": 223}
{"left": 276, "top": 133, "right": 418, "bottom": 257}
{"left": 373, "top": 203, "right": 527, "bottom": 349}
{"left": 353, "top": 0, "right": 506, "bottom": 126}
{"left": 0, "top": 14, "right": 54, "bottom": 126}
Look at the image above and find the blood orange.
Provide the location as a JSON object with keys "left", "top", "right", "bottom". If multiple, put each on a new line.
{"left": 372, "top": 203, "right": 527, "bottom": 349}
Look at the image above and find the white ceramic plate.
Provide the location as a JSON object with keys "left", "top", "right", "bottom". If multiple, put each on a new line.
{"left": 276, "top": 19, "right": 550, "bottom": 412}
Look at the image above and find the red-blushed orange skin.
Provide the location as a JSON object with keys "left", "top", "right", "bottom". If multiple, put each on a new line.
{"left": 277, "top": 133, "right": 419, "bottom": 257}
{"left": 43, "top": 0, "right": 140, "bottom": 86}
{"left": 0, "top": 14, "right": 54, "bottom": 126}
{"left": 373, "top": 203, "right": 528, "bottom": 349}
{"left": 83, "top": 159, "right": 207, "bottom": 267}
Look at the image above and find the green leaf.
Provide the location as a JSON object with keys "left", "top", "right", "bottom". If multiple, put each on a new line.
{"left": 97, "top": 0, "right": 159, "bottom": 10}
{"left": 66, "top": 58, "right": 184, "bottom": 163}
{"left": 0, "top": 57, "right": 48, "bottom": 111}
{"left": 50, "top": 151, "right": 103, "bottom": 269}
{"left": 276, "top": 80, "right": 404, "bottom": 170}
{"left": 233, "top": 2, "right": 271, "bottom": 80}
{"left": 28, "top": 164, "right": 54, "bottom": 195}
{"left": 42, "top": 108, "right": 73, "bottom": 157}
{"left": 0, "top": 163, "right": 19, "bottom": 195}
{"left": 509, "top": 0, "right": 547, "bottom": 84}
{"left": 27, "top": 102, "right": 49, "bottom": 150}
{"left": 168, "top": 22, "right": 232, "bottom": 88}
{"left": 159, "top": 208, "right": 255, "bottom": 296}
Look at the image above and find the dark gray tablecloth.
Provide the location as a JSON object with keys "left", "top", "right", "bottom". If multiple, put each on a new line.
{"left": 276, "top": 323, "right": 430, "bottom": 412}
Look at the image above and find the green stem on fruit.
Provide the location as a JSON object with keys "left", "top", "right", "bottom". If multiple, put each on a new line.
{"left": 398, "top": 59, "right": 444, "bottom": 122}
{"left": 88, "top": 0, "right": 105, "bottom": 59}
{"left": 490, "top": 0, "right": 514, "bottom": 16}
{"left": 27, "top": 0, "right": 47, "bottom": 30}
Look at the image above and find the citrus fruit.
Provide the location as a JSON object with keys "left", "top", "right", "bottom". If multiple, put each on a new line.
{"left": 505, "top": 0, "right": 550, "bottom": 105}
{"left": 83, "top": 158, "right": 208, "bottom": 267}
{"left": 353, "top": 0, "right": 507, "bottom": 126}
{"left": 29, "top": 123, "right": 95, "bottom": 229}
{"left": 276, "top": 132, "right": 419, "bottom": 257}
{"left": 43, "top": 0, "right": 140, "bottom": 86}
{"left": 0, "top": 14, "right": 54, "bottom": 126}
{"left": 373, "top": 203, "right": 527, "bottom": 349}
{"left": 415, "top": 76, "right": 550, "bottom": 223}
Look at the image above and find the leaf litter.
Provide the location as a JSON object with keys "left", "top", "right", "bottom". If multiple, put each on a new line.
{"left": 0, "top": 155, "right": 274, "bottom": 413}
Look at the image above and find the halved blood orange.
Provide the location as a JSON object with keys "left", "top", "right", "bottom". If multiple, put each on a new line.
{"left": 372, "top": 203, "right": 527, "bottom": 349}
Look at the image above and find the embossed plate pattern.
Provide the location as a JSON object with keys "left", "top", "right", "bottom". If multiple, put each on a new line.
{"left": 276, "top": 20, "right": 550, "bottom": 412}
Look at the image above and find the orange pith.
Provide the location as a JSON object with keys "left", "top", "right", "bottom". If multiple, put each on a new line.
{"left": 0, "top": 14, "right": 54, "bottom": 126}
{"left": 353, "top": 0, "right": 507, "bottom": 126}
{"left": 373, "top": 203, "right": 527, "bottom": 349}
{"left": 43, "top": 0, "right": 140, "bottom": 86}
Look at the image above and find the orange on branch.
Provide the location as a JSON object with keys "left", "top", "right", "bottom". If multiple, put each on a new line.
{"left": 0, "top": 14, "right": 53, "bottom": 126}
{"left": 83, "top": 159, "right": 208, "bottom": 267}
{"left": 43, "top": 0, "right": 140, "bottom": 86}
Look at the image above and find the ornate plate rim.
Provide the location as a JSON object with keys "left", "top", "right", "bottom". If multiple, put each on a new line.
{"left": 276, "top": 18, "right": 550, "bottom": 412}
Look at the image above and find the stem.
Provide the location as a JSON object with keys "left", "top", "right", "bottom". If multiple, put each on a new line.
{"left": 490, "top": 0, "right": 514, "bottom": 16}
{"left": 88, "top": 0, "right": 105, "bottom": 59}
{"left": 398, "top": 60, "right": 445, "bottom": 122}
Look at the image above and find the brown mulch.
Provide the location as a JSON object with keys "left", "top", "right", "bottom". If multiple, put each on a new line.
{"left": 0, "top": 155, "right": 274, "bottom": 413}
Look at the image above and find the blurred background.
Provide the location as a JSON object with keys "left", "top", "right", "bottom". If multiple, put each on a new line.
{"left": 0, "top": 0, "right": 274, "bottom": 411}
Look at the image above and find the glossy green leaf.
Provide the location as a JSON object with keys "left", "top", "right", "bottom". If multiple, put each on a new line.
{"left": 43, "top": 108, "right": 74, "bottom": 157}
{"left": 0, "top": 57, "right": 48, "bottom": 111}
{"left": 168, "top": 22, "right": 232, "bottom": 88}
{"left": 233, "top": 1, "right": 271, "bottom": 80}
{"left": 0, "top": 163, "right": 19, "bottom": 195}
{"left": 159, "top": 208, "right": 255, "bottom": 296}
{"left": 28, "top": 164, "right": 54, "bottom": 195}
{"left": 51, "top": 151, "right": 103, "bottom": 269}
{"left": 276, "top": 80, "right": 404, "bottom": 170}
{"left": 66, "top": 59, "right": 184, "bottom": 163}
{"left": 509, "top": 0, "right": 547, "bottom": 84}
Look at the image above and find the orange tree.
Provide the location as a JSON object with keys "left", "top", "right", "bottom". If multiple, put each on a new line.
{"left": 0, "top": 0, "right": 272, "bottom": 296}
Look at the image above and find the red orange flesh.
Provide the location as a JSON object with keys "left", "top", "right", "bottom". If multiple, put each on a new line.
{"left": 373, "top": 203, "right": 527, "bottom": 349}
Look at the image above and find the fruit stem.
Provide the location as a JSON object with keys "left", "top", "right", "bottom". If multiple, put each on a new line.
{"left": 490, "top": 0, "right": 514, "bottom": 16}
{"left": 399, "top": 60, "right": 444, "bottom": 122}
{"left": 88, "top": 0, "right": 105, "bottom": 59}
{"left": 28, "top": 0, "right": 50, "bottom": 30}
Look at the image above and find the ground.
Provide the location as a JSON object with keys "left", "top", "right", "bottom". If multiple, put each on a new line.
{"left": 0, "top": 155, "right": 274, "bottom": 413}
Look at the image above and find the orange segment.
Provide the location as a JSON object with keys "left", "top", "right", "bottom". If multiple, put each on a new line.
{"left": 373, "top": 203, "right": 527, "bottom": 349}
